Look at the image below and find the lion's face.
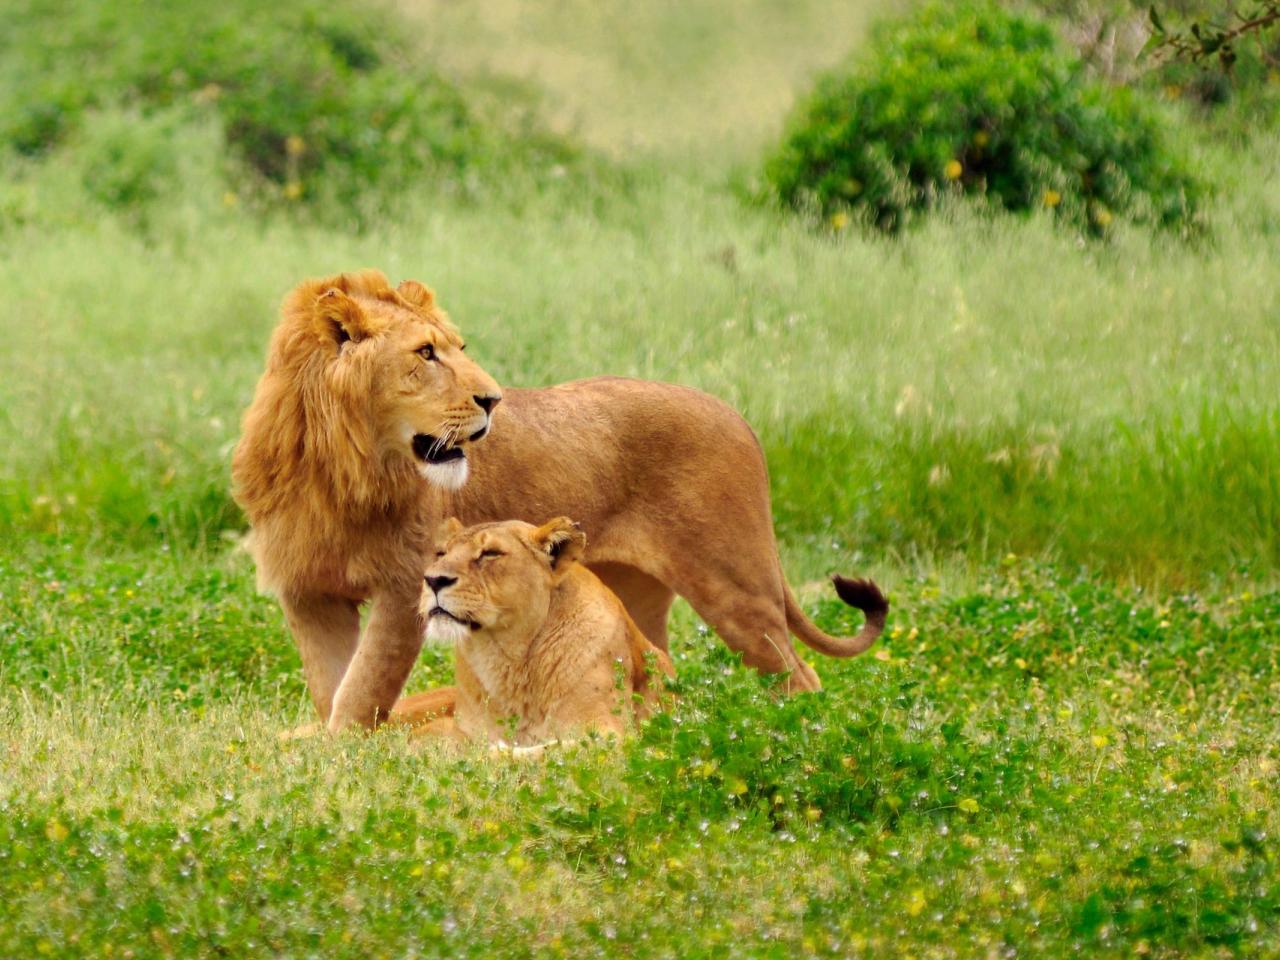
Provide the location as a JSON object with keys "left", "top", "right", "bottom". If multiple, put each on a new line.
{"left": 310, "top": 275, "right": 502, "bottom": 491}
{"left": 421, "top": 517, "right": 586, "bottom": 647}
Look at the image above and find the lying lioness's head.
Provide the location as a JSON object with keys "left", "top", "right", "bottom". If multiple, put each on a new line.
{"left": 422, "top": 517, "right": 586, "bottom": 646}
{"left": 234, "top": 269, "right": 502, "bottom": 508}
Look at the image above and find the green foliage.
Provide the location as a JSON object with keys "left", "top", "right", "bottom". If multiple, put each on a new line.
{"left": 2, "top": 150, "right": 1278, "bottom": 579}
{"left": 767, "top": 406, "right": 1280, "bottom": 581}
{"left": 1146, "top": 1, "right": 1280, "bottom": 70}
{"left": 3, "top": 549, "right": 1279, "bottom": 956}
{"left": 1011, "top": 1, "right": 1280, "bottom": 130}
{"left": 0, "top": 0, "right": 578, "bottom": 216}
{"left": 1146, "top": 2, "right": 1280, "bottom": 125}
{"left": 766, "top": 2, "right": 1205, "bottom": 233}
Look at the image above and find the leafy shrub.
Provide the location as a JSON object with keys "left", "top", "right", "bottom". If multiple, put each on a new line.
{"left": 765, "top": 2, "right": 1204, "bottom": 234}
{"left": 78, "top": 109, "right": 187, "bottom": 212}
{"left": 0, "top": 0, "right": 578, "bottom": 214}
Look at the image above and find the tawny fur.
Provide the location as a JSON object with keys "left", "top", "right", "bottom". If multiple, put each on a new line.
{"left": 395, "top": 518, "right": 672, "bottom": 747}
{"left": 233, "top": 270, "right": 887, "bottom": 733}
{"left": 232, "top": 269, "right": 501, "bottom": 729}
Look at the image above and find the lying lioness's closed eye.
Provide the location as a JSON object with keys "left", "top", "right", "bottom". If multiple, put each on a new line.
{"left": 395, "top": 516, "right": 673, "bottom": 748}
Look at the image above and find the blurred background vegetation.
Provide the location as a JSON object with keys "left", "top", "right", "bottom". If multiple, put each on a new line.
{"left": 3, "top": 4, "right": 1280, "bottom": 957}
{"left": 1, "top": 0, "right": 1277, "bottom": 582}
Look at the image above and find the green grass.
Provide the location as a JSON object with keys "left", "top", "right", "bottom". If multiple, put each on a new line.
{"left": 3, "top": 0, "right": 1280, "bottom": 955}
{"left": 3, "top": 153, "right": 1278, "bottom": 577}
{"left": 3, "top": 548, "right": 1279, "bottom": 956}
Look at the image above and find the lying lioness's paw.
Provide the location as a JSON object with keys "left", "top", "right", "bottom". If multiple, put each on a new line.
{"left": 278, "top": 721, "right": 323, "bottom": 742}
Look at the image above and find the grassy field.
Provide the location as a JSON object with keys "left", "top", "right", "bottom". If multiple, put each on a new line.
{"left": 2, "top": 0, "right": 1280, "bottom": 956}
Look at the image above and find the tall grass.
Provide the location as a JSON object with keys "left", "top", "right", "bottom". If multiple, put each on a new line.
{"left": 3, "top": 132, "right": 1278, "bottom": 579}
{"left": 5, "top": 0, "right": 1276, "bottom": 580}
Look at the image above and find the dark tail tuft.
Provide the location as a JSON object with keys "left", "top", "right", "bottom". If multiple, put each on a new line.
{"left": 832, "top": 575, "right": 888, "bottom": 623}
{"left": 784, "top": 573, "right": 889, "bottom": 659}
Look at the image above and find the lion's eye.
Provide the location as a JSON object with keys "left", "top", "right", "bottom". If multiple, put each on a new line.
{"left": 479, "top": 549, "right": 504, "bottom": 560}
{"left": 434, "top": 550, "right": 446, "bottom": 558}
{"left": 460, "top": 343, "right": 467, "bottom": 352}
{"left": 417, "top": 344, "right": 436, "bottom": 361}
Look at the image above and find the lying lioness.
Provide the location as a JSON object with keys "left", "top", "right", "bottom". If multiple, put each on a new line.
{"left": 393, "top": 517, "right": 673, "bottom": 748}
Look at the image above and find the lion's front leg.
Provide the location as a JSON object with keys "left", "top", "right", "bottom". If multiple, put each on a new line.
{"left": 281, "top": 592, "right": 361, "bottom": 723}
{"left": 328, "top": 587, "right": 425, "bottom": 732}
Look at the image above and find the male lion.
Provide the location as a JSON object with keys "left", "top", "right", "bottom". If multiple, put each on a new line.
{"left": 395, "top": 516, "right": 672, "bottom": 748}
{"left": 233, "top": 270, "right": 886, "bottom": 733}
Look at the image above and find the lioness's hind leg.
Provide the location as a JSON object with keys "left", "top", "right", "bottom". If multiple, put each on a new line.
{"left": 407, "top": 715, "right": 464, "bottom": 745}
{"left": 387, "top": 687, "right": 457, "bottom": 729}
{"left": 590, "top": 563, "right": 675, "bottom": 651}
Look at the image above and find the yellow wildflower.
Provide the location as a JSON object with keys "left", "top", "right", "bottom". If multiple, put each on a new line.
{"left": 906, "top": 888, "right": 927, "bottom": 917}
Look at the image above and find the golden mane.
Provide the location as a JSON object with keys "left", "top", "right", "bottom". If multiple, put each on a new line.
{"left": 232, "top": 269, "right": 461, "bottom": 521}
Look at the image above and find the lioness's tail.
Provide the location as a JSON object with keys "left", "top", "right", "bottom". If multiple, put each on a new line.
{"left": 785, "top": 575, "right": 888, "bottom": 657}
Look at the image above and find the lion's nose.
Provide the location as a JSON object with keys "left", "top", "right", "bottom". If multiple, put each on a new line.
{"left": 473, "top": 394, "right": 501, "bottom": 415}
{"left": 425, "top": 574, "right": 457, "bottom": 594}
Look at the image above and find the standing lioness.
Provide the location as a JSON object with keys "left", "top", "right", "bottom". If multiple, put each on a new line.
{"left": 233, "top": 269, "right": 886, "bottom": 732}
{"left": 399, "top": 516, "right": 672, "bottom": 747}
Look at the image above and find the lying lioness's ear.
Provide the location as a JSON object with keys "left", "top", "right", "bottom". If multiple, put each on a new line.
{"left": 434, "top": 516, "right": 464, "bottom": 547}
{"left": 314, "top": 288, "right": 371, "bottom": 349}
{"left": 397, "top": 279, "right": 436, "bottom": 313}
{"left": 532, "top": 517, "right": 586, "bottom": 572}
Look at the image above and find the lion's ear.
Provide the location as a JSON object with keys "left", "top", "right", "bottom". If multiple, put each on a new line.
{"left": 532, "top": 517, "right": 586, "bottom": 573}
{"left": 397, "top": 279, "right": 436, "bottom": 313}
{"left": 434, "top": 516, "right": 464, "bottom": 547}
{"left": 314, "top": 288, "right": 371, "bottom": 349}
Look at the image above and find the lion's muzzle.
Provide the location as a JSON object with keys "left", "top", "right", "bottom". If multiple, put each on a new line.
{"left": 413, "top": 433, "right": 467, "bottom": 465}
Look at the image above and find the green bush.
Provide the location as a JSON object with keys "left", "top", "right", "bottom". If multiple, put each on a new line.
{"left": 78, "top": 109, "right": 188, "bottom": 212}
{"left": 0, "top": 0, "right": 578, "bottom": 214}
{"left": 766, "top": 2, "right": 1205, "bottom": 234}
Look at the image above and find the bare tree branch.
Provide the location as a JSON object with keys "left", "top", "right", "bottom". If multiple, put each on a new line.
{"left": 1145, "top": 2, "right": 1280, "bottom": 69}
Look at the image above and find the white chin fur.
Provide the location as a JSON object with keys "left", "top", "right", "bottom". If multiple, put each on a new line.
{"left": 417, "top": 456, "right": 469, "bottom": 491}
{"left": 426, "top": 614, "right": 471, "bottom": 646}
